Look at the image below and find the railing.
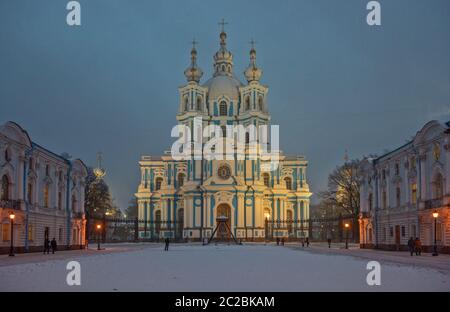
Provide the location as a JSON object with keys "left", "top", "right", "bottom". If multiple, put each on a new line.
{"left": 424, "top": 198, "right": 443, "bottom": 209}
{"left": 0, "top": 199, "right": 21, "bottom": 210}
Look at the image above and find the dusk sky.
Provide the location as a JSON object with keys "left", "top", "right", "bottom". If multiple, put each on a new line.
{"left": 1, "top": 0, "right": 449, "bottom": 210}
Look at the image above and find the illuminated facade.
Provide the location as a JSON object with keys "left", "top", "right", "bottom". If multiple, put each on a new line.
{"left": 135, "top": 29, "right": 312, "bottom": 241}
{"left": 0, "top": 121, "right": 87, "bottom": 253}
{"left": 359, "top": 120, "right": 450, "bottom": 253}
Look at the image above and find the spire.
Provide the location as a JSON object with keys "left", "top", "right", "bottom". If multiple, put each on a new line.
{"left": 184, "top": 38, "right": 203, "bottom": 83}
{"left": 213, "top": 18, "right": 233, "bottom": 77}
{"left": 244, "top": 39, "right": 262, "bottom": 83}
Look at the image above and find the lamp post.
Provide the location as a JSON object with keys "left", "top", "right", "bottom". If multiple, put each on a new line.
{"left": 432, "top": 211, "right": 438, "bottom": 256}
{"left": 344, "top": 222, "right": 350, "bottom": 249}
{"left": 9, "top": 212, "right": 15, "bottom": 257}
{"left": 96, "top": 224, "right": 102, "bottom": 250}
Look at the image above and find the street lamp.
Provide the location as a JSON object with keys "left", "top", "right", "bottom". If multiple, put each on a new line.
{"left": 344, "top": 222, "right": 350, "bottom": 249}
{"left": 432, "top": 211, "right": 438, "bottom": 256}
{"left": 96, "top": 224, "right": 102, "bottom": 250}
{"left": 9, "top": 212, "right": 15, "bottom": 257}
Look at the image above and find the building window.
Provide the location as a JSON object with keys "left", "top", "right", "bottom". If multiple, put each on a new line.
{"left": 219, "top": 101, "right": 227, "bottom": 116}
{"left": 433, "top": 173, "right": 443, "bottom": 199}
{"left": 184, "top": 96, "right": 189, "bottom": 111}
{"left": 221, "top": 125, "right": 227, "bottom": 138}
{"left": 2, "top": 223, "right": 10, "bottom": 241}
{"left": 401, "top": 226, "right": 405, "bottom": 237}
{"left": 382, "top": 169, "right": 386, "bottom": 181}
{"left": 411, "top": 183, "right": 417, "bottom": 204}
{"left": 389, "top": 227, "right": 394, "bottom": 237}
{"left": 59, "top": 228, "right": 63, "bottom": 242}
{"left": 196, "top": 97, "right": 202, "bottom": 111}
{"left": 245, "top": 96, "right": 250, "bottom": 111}
{"left": 58, "top": 191, "right": 62, "bottom": 210}
{"left": 178, "top": 173, "right": 185, "bottom": 187}
{"left": 155, "top": 177, "right": 163, "bottom": 191}
{"left": 258, "top": 96, "right": 264, "bottom": 111}
{"left": 28, "top": 225, "right": 34, "bottom": 241}
{"left": 29, "top": 157, "right": 34, "bottom": 170}
{"left": 245, "top": 132, "right": 250, "bottom": 144}
{"left": 263, "top": 173, "right": 270, "bottom": 187}
{"left": 45, "top": 165, "right": 50, "bottom": 176}
{"left": 396, "top": 187, "right": 401, "bottom": 207}
{"left": 1, "top": 175, "right": 9, "bottom": 201}
{"left": 382, "top": 190, "right": 387, "bottom": 209}
{"left": 27, "top": 182, "right": 33, "bottom": 204}
{"left": 155, "top": 210, "right": 161, "bottom": 234}
{"left": 395, "top": 163, "right": 400, "bottom": 175}
{"left": 368, "top": 193, "right": 373, "bottom": 211}
{"left": 58, "top": 171, "right": 63, "bottom": 182}
{"left": 410, "top": 156, "right": 416, "bottom": 171}
{"left": 44, "top": 185, "right": 50, "bottom": 208}
{"left": 411, "top": 225, "right": 416, "bottom": 238}
{"left": 382, "top": 227, "right": 387, "bottom": 241}
{"left": 284, "top": 177, "right": 292, "bottom": 190}
{"left": 71, "top": 195, "right": 77, "bottom": 212}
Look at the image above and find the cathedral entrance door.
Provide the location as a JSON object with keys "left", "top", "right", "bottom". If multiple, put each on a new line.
{"left": 216, "top": 203, "right": 231, "bottom": 240}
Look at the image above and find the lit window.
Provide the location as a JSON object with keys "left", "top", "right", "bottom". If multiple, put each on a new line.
{"left": 2, "top": 223, "right": 10, "bottom": 241}
{"left": 44, "top": 185, "right": 50, "bottom": 208}
{"left": 411, "top": 183, "right": 417, "bottom": 204}
{"left": 28, "top": 225, "right": 34, "bottom": 241}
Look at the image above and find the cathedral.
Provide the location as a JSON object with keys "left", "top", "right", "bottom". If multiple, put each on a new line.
{"left": 135, "top": 27, "right": 312, "bottom": 241}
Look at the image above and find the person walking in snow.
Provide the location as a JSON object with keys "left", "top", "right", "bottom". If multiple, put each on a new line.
{"left": 414, "top": 237, "right": 422, "bottom": 256}
{"left": 305, "top": 237, "right": 310, "bottom": 247}
{"left": 50, "top": 238, "right": 57, "bottom": 254}
{"left": 407, "top": 237, "right": 415, "bottom": 256}
{"left": 281, "top": 238, "right": 285, "bottom": 246}
{"left": 164, "top": 237, "right": 170, "bottom": 251}
{"left": 43, "top": 238, "right": 50, "bottom": 254}
{"left": 327, "top": 238, "right": 332, "bottom": 248}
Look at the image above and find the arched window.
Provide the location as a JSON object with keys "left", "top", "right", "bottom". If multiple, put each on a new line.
{"left": 4, "top": 149, "right": 10, "bottom": 162}
{"left": 44, "top": 185, "right": 50, "bottom": 208}
{"left": 258, "top": 96, "right": 264, "bottom": 111}
{"left": 396, "top": 187, "right": 401, "bottom": 207}
{"left": 433, "top": 173, "right": 443, "bottom": 199}
{"left": 177, "top": 173, "right": 185, "bottom": 187}
{"left": 29, "top": 157, "right": 33, "bottom": 170}
{"left": 368, "top": 193, "right": 373, "bottom": 211}
{"left": 284, "top": 177, "right": 292, "bottom": 190}
{"left": 245, "top": 132, "right": 250, "bottom": 144}
{"left": 45, "top": 165, "right": 50, "bottom": 176}
{"left": 221, "top": 125, "right": 227, "bottom": 138}
{"left": 219, "top": 101, "right": 227, "bottom": 116}
{"left": 286, "top": 210, "right": 293, "bottom": 234}
{"left": 196, "top": 97, "right": 202, "bottom": 111}
{"left": 184, "top": 96, "right": 189, "bottom": 111}
{"left": 245, "top": 96, "right": 250, "bottom": 111}
{"left": 155, "top": 177, "right": 163, "bottom": 191}
{"left": 71, "top": 194, "right": 77, "bottom": 212}
{"left": 155, "top": 210, "right": 161, "bottom": 234}
{"left": 263, "top": 173, "right": 270, "bottom": 187}
{"left": 27, "top": 182, "right": 33, "bottom": 204}
{"left": 221, "top": 64, "right": 226, "bottom": 72}
{"left": 1, "top": 175, "right": 9, "bottom": 201}
{"left": 57, "top": 191, "right": 62, "bottom": 210}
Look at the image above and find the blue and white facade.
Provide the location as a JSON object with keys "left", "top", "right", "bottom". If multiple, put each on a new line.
{"left": 0, "top": 121, "right": 87, "bottom": 253}
{"left": 135, "top": 30, "right": 312, "bottom": 241}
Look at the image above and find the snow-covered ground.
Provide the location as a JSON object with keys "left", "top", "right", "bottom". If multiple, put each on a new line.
{"left": 0, "top": 243, "right": 449, "bottom": 291}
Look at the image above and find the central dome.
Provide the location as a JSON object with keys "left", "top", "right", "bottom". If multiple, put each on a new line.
{"left": 203, "top": 75, "right": 243, "bottom": 100}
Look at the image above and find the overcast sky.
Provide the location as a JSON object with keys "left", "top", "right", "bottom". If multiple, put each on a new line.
{"left": 1, "top": 0, "right": 449, "bottom": 209}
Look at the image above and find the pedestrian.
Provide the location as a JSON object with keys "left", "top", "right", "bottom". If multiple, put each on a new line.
{"left": 164, "top": 237, "right": 170, "bottom": 251}
{"left": 43, "top": 238, "right": 50, "bottom": 254}
{"left": 51, "top": 238, "right": 57, "bottom": 254}
{"left": 276, "top": 237, "right": 280, "bottom": 246}
{"left": 306, "top": 237, "right": 310, "bottom": 247}
{"left": 85, "top": 239, "right": 89, "bottom": 249}
{"left": 281, "top": 238, "right": 285, "bottom": 246}
{"left": 327, "top": 238, "right": 332, "bottom": 248}
{"left": 301, "top": 238, "right": 305, "bottom": 247}
{"left": 407, "top": 237, "right": 415, "bottom": 256}
{"left": 414, "top": 237, "right": 422, "bottom": 256}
